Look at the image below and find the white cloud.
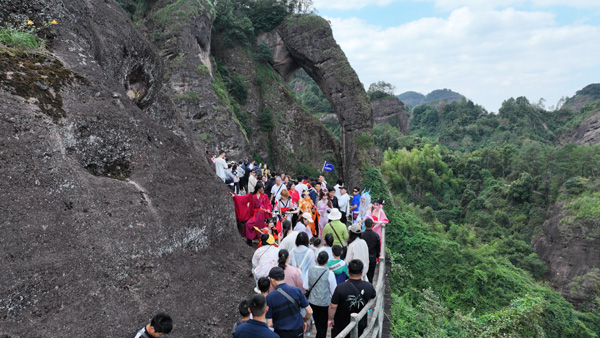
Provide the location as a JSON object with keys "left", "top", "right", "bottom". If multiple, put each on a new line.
{"left": 433, "top": 0, "right": 600, "bottom": 11}
{"left": 314, "top": 0, "right": 600, "bottom": 12}
{"left": 313, "top": 0, "right": 401, "bottom": 10}
{"left": 326, "top": 6, "right": 600, "bottom": 112}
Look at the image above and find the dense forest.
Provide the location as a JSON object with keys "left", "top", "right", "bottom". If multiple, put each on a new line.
{"left": 372, "top": 85, "right": 600, "bottom": 337}
{"left": 290, "top": 65, "right": 600, "bottom": 336}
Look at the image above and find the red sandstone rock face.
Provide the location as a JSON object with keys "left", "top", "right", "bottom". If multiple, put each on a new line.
{"left": 0, "top": 1, "right": 254, "bottom": 337}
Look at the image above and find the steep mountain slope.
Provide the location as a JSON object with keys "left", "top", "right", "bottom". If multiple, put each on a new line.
{"left": 0, "top": 0, "right": 373, "bottom": 336}
{"left": 0, "top": 1, "right": 253, "bottom": 336}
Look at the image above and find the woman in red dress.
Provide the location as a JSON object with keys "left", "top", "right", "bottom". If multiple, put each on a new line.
{"left": 231, "top": 182, "right": 272, "bottom": 245}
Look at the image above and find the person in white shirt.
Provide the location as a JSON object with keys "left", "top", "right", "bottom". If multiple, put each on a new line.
{"left": 344, "top": 223, "right": 370, "bottom": 280}
{"left": 294, "top": 212, "right": 313, "bottom": 240}
{"left": 295, "top": 176, "right": 308, "bottom": 197}
{"left": 214, "top": 151, "right": 228, "bottom": 182}
{"left": 270, "top": 176, "right": 285, "bottom": 204}
{"left": 252, "top": 234, "right": 280, "bottom": 283}
{"left": 248, "top": 170, "right": 258, "bottom": 194}
{"left": 279, "top": 220, "right": 300, "bottom": 253}
{"left": 337, "top": 186, "right": 351, "bottom": 225}
{"left": 333, "top": 178, "right": 344, "bottom": 199}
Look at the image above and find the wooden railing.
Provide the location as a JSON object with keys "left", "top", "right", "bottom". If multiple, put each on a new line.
{"left": 334, "top": 223, "right": 387, "bottom": 338}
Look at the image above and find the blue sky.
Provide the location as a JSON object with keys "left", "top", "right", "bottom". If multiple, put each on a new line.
{"left": 312, "top": 0, "right": 600, "bottom": 112}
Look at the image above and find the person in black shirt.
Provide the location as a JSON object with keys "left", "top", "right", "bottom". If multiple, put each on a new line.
{"left": 328, "top": 260, "right": 376, "bottom": 337}
{"left": 361, "top": 218, "right": 381, "bottom": 283}
{"left": 327, "top": 189, "right": 339, "bottom": 209}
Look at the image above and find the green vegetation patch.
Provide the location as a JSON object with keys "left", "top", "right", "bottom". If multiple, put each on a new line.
{"left": 560, "top": 190, "right": 600, "bottom": 243}
{"left": 0, "top": 26, "right": 39, "bottom": 49}
{"left": 174, "top": 92, "right": 200, "bottom": 102}
{"left": 361, "top": 167, "right": 599, "bottom": 337}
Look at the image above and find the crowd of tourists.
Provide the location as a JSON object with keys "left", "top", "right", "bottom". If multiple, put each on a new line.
{"left": 129, "top": 151, "right": 389, "bottom": 338}
{"left": 217, "top": 151, "right": 389, "bottom": 338}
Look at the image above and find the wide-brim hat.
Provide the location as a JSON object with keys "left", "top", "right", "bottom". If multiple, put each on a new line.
{"left": 329, "top": 208, "right": 342, "bottom": 220}
{"left": 302, "top": 212, "right": 313, "bottom": 221}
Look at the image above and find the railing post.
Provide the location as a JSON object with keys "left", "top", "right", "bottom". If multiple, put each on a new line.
{"left": 350, "top": 313, "right": 360, "bottom": 338}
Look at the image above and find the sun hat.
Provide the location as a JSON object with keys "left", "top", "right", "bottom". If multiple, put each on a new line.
{"left": 349, "top": 223, "right": 361, "bottom": 234}
{"left": 302, "top": 212, "right": 313, "bottom": 221}
{"left": 329, "top": 208, "right": 342, "bottom": 221}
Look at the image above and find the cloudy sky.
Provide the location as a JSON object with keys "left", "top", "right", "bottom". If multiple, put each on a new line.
{"left": 312, "top": 0, "right": 600, "bottom": 113}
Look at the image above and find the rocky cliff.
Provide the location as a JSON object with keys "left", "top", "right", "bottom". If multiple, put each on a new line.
{"left": 571, "top": 109, "right": 600, "bottom": 145}
{"left": 532, "top": 201, "right": 600, "bottom": 310}
{"left": 371, "top": 96, "right": 409, "bottom": 135}
{"left": 260, "top": 14, "right": 376, "bottom": 187}
{"left": 0, "top": 0, "right": 375, "bottom": 336}
{"left": 0, "top": 1, "right": 259, "bottom": 337}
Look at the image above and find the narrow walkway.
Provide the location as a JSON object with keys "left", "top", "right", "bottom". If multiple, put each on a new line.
{"left": 309, "top": 253, "right": 385, "bottom": 337}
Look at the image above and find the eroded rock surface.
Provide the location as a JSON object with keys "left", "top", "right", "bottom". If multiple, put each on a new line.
{"left": 0, "top": 1, "right": 253, "bottom": 337}
{"left": 571, "top": 109, "right": 600, "bottom": 145}
{"left": 261, "top": 14, "right": 375, "bottom": 187}
{"left": 532, "top": 202, "right": 600, "bottom": 309}
{"left": 371, "top": 96, "right": 409, "bottom": 135}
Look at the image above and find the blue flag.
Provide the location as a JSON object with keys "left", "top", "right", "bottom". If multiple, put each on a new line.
{"left": 322, "top": 161, "right": 334, "bottom": 172}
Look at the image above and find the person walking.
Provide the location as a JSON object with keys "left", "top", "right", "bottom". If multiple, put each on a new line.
{"left": 362, "top": 218, "right": 381, "bottom": 283}
{"left": 351, "top": 187, "right": 361, "bottom": 222}
{"left": 337, "top": 186, "right": 350, "bottom": 225}
{"left": 248, "top": 170, "right": 258, "bottom": 194}
{"left": 279, "top": 220, "right": 299, "bottom": 253}
{"left": 328, "top": 260, "right": 376, "bottom": 337}
{"left": 215, "top": 151, "right": 229, "bottom": 183}
{"left": 344, "top": 224, "right": 370, "bottom": 280}
{"left": 276, "top": 249, "right": 305, "bottom": 293}
{"left": 321, "top": 209, "right": 348, "bottom": 249}
{"left": 271, "top": 176, "right": 286, "bottom": 206}
{"left": 252, "top": 233, "right": 280, "bottom": 283}
{"left": 289, "top": 232, "right": 316, "bottom": 286}
{"left": 234, "top": 294, "right": 279, "bottom": 338}
{"left": 306, "top": 251, "right": 336, "bottom": 338}
{"left": 266, "top": 267, "right": 313, "bottom": 338}
{"left": 316, "top": 191, "right": 331, "bottom": 239}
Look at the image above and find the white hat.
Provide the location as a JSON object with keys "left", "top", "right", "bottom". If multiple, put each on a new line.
{"left": 302, "top": 212, "right": 313, "bottom": 221}
{"left": 329, "top": 208, "right": 342, "bottom": 221}
{"left": 349, "top": 223, "right": 361, "bottom": 234}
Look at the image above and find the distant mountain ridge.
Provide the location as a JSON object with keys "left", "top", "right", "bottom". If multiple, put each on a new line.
{"left": 562, "top": 83, "right": 600, "bottom": 111}
{"left": 398, "top": 88, "right": 465, "bottom": 108}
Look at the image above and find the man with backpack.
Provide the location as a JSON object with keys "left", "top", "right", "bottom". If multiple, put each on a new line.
{"left": 328, "top": 260, "right": 376, "bottom": 337}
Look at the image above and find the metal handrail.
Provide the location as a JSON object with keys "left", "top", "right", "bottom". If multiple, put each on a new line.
{"left": 334, "top": 223, "right": 387, "bottom": 338}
